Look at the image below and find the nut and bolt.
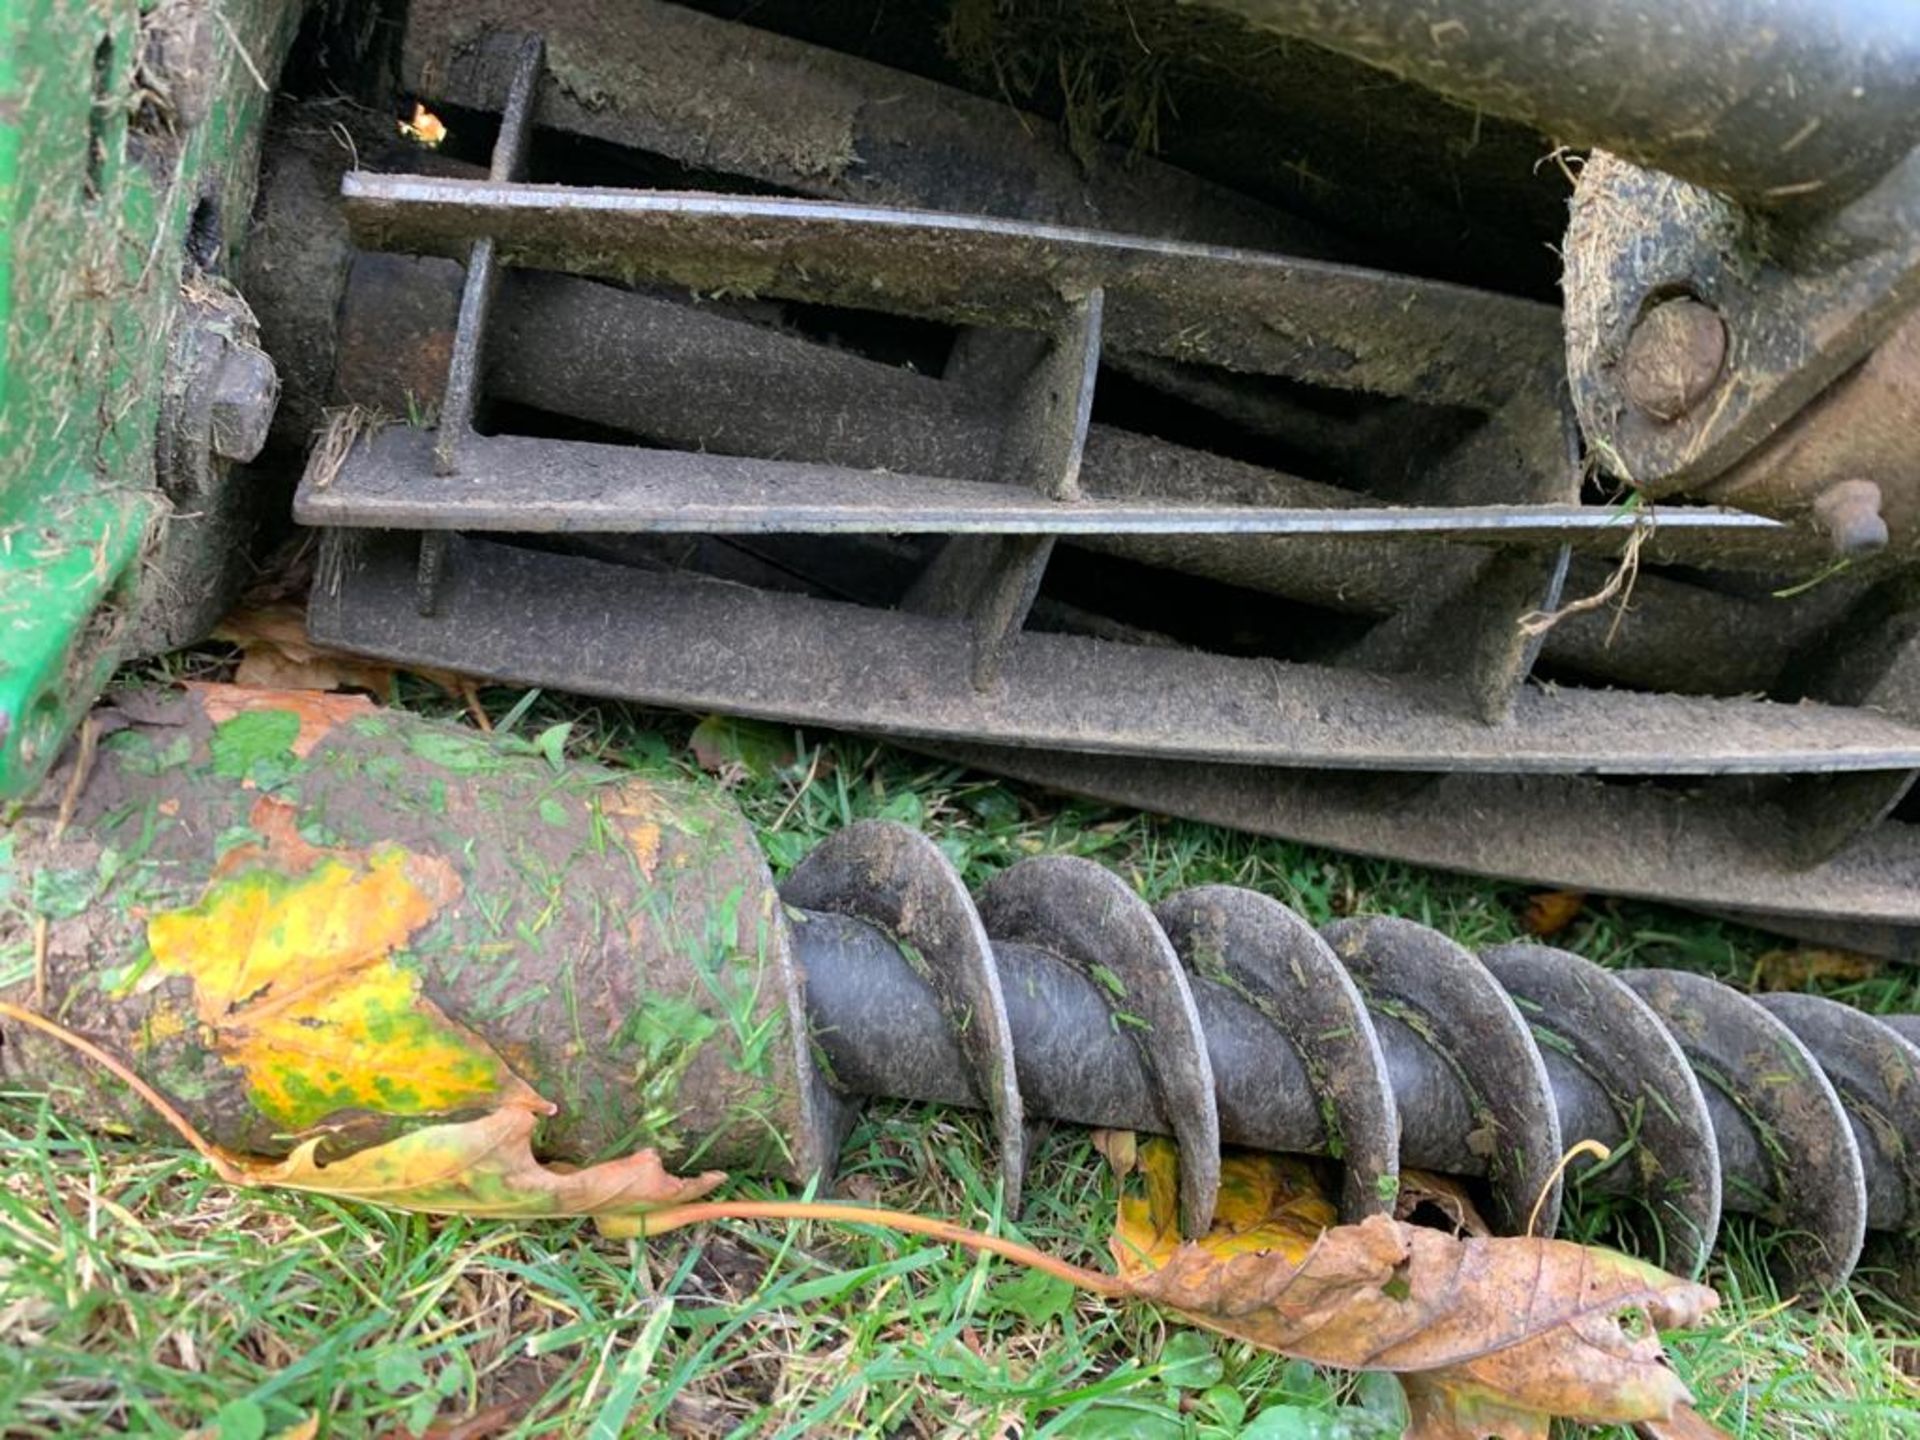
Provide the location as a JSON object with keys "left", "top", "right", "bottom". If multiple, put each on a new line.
{"left": 1622, "top": 297, "right": 1728, "bottom": 423}
{"left": 1812, "top": 479, "right": 1890, "bottom": 559}
{"left": 207, "top": 339, "right": 279, "bottom": 463}
{"left": 159, "top": 300, "right": 282, "bottom": 499}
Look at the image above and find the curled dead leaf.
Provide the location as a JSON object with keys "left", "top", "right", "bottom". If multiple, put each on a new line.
{"left": 1396, "top": 1170, "right": 1492, "bottom": 1238}
{"left": 212, "top": 605, "right": 490, "bottom": 726}
{"left": 1112, "top": 1138, "right": 1718, "bottom": 1438}
{"left": 1091, "top": 1127, "right": 1138, "bottom": 1179}
{"left": 214, "top": 605, "right": 398, "bottom": 695}
{"left": 226, "top": 1104, "right": 725, "bottom": 1223}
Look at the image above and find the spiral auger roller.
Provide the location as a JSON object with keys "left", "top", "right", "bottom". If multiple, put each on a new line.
{"left": 780, "top": 821, "right": 1920, "bottom": 1297}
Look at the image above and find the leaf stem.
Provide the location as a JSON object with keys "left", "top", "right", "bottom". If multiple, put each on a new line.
{"left": 0, "top": 1001, "right": 246, "bottom": 1184}
{"left": 0, "top": 1001, "right": 1127, "bottom": 1298}
{"left": 624, "top": 1200, "right": 1129, "bottom": 1297}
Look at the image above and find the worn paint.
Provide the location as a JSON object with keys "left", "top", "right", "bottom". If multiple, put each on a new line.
{"left": 0, "top": 687, "right": 831, "bottom": 1180}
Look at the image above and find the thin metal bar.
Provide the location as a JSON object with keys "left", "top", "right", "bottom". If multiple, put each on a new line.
{"left": 418, "top": 32, "right": 544, "bottom": 616}
{"left": 432, "top": 33, "right": 545, "bottom": 476}
{"left": 340, "top": 172, "right": 1560, "bottom": 409}
{"left": 299, "top": 427, "right": 1786, "bottom": 541}
{"left": 307, "top": 529, "right": 1920, "bottom": 777}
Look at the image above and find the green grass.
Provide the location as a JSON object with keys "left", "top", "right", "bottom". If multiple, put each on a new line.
{"left": 3, "top": 682, "right": 1918, "bottom": 1437}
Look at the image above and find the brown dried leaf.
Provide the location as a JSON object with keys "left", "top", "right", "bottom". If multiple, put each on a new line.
{"left": 213, "top": 604, "right": 484, "bottom": 710}
{"left": 1092, "top": 1127, "right": 1138, "bottom": 1179}
{"left": 1751, "top": 947, "right": 1881, "bottom": 990}
{"left": 214, "top": 604, "right": 398, "bottom": 695}
{"left": 1395, "top": 1170, "right": 1492, "bottom": 1238}
{"left": 1521, "top": 889, "right": 1586, "bottom": 937}
{"left": 1113, "top": 1139, "right": 1717, "bottom": 1438}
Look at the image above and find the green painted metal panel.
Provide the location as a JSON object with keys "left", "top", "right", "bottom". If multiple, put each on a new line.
{"left": 0, "top": 0, "right": 300, "bottom": 800}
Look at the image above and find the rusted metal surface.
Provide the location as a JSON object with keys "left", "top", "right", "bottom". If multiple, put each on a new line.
{"left": 1621, "top": 297, "right": 1728, "bottom": 424}
{"left": 1698, "top": 306, "right": 1920, "bottom": 553}
{"left": 140, "top": 280, "right": 282, "bottom": 656}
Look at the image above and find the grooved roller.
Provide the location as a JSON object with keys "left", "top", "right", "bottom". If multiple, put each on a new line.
{"left": 788, "top": 821, "right": 1920, "bottom": 1295}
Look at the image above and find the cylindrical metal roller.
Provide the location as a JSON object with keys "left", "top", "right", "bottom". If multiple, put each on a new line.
{"left": 787, "top": 825, "right": 1917, "bottom": 1295}
{"left": 5, "top": 692, "right": 1914, "bottom": 1299}
{"left": 1619, "top": 971, "right": 1870, "bottom": 1293}
{"left": 1480, "top": 945, "right": 1723, "bottom": 1279}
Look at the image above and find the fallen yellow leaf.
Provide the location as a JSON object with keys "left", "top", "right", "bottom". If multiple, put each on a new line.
{"left": 146, "top": 796, "right": 536, "bottom": 1130}
{"left": 230, "top": 1104, "right": 725, "bottom": 1221}
{"left": 1751, "top": 947, "right": 1881, "bottom": 990}
{"left": 1113, "top": 1131, "right": 1331, "bottom": 1271}
{"left": 1521, "top": 889, "right": 1586, "bottom": 937}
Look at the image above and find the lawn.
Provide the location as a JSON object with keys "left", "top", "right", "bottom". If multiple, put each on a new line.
{"left": 3, "top": 680, "right": 1916, "bottom": 1437}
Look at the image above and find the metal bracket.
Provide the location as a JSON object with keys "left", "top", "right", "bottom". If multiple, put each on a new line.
{"left": 416, "top": 30, "right": 543, "bottom": 614}
{"left": 1567, "top": 147, "right": 1920, "bottom": 506}
{"left": 905, "top": 289, "right": 1103, "bottom": 690}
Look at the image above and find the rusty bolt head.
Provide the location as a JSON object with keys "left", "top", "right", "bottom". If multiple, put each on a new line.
{"left": 1622, "top": 298, "right": 1727, "bottom": 423}
{"left": 1812, "top": 479, "right": 1890, "bottom": 559}
{"left": 207, "top": 340, "right": 280, "bottom": 464}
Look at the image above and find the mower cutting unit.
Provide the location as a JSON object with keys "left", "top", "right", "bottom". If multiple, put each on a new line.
{"left": 6, "top": 0, "right": 1920, "bottom": 1302}
{"left": 9, "top": 3, "right": 1920, "bottom": 935}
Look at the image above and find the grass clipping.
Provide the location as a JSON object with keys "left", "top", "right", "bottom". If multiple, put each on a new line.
{"left": 10, "top": 900, "right": 1731, "bottom": 1440}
